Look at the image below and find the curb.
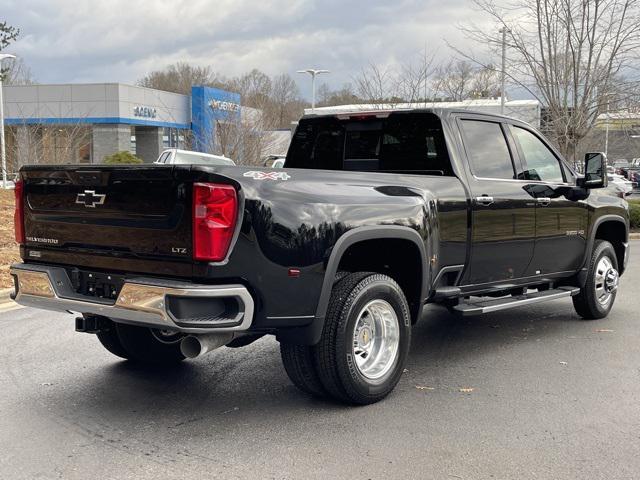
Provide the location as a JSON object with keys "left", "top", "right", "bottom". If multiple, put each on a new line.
{"left": 0, "top": 287, "right": 15, "bottom": 305}
{"left": 630, "top": 233, "right": 640, "bottom": 240}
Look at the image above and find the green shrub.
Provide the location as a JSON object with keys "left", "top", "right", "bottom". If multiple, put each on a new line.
{"left": 629, "top": 201, "right": 640, "bottom": 230}
{"left": 103, "top": 151, "right": 143, "bottom": 164}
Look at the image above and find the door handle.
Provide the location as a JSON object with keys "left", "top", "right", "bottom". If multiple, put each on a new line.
{"left": 475, "top": 196, "right": 494, "bottom": 206}
{"left": 536, "top": 197, "right": 551, "bottom": 206}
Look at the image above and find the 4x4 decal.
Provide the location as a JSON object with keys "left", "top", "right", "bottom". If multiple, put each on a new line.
{"left": 243, "top": 171, "right": 290, "bottom": 181}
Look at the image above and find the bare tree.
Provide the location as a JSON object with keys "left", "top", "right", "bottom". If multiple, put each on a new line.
{"left": 471, "top": 63, "right": 501, "bottom": 98}
{"left": 433, "top": 60, "right": 501, "bottom": 101}
{"left": 393, "top": 54, "right": 436, "bottom": 103}
{"left": 317, "top": 83, "right": 361, "bottom": 107}
{"left": 228, "top": 69, "right": 273, "bottom": 109}
{"left": 454, "top": 0, "right": 640, "bottom": 162}
{"left": 7, "top": 102, "right": 93, "bottom": 170}
{"left": 2, "top": 57, "right": 35, "bottom": 86}
{"left": 353, "top": 53, "right": 436, "bottom": 106}
{"left": 137, "top": 62, "right": 226, "bottom": 95}
{"left": 7, "top": 123, "right": 92, "bottom": 170}
{"left": 209, "top": 108, "right": 279, "bottom": 166}
{"left": 434, "top": 60, "right": 476, "bottom": 101}
{"left": 353, "top": 63, "right": 393, "bottom": 106}
{"left": 269, "top": 73, "right": 302, "bottom": 128}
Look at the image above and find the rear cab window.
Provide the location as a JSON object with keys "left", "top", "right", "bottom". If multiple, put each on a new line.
{"left": 285, "top": 112, "right": 454, "bottom": 176}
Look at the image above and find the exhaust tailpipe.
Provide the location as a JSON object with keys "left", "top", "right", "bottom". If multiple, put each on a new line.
{"left": 180, "top": 333, "right": 235, "bottom": 359}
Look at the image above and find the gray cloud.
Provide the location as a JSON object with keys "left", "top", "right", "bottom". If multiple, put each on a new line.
{"left": 2, "top": 0, "right": 490, "bottom": 97}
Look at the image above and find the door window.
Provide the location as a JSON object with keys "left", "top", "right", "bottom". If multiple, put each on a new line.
{"left": 511, "top": 127, "right": 564, "bottom": 183}
{"left": 460, "top": 120, "right": 515, "bottom": 179}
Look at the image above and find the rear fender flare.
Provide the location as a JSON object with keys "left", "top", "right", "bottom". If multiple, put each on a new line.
{"left": 276, "top": 226, "right": 429, "bottom": 346}
{"left": 316, "top": 225, "right": 429, "bottom": 319}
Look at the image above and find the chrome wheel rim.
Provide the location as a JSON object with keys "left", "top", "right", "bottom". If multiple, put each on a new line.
{"left": 594, "top": 256, "right": 619, "bottom": 307}
{"left": 352, "top": 299, "right": 400, "bottom": 380}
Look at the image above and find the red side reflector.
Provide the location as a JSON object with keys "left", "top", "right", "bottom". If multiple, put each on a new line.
{"left": 288, "top": 268, "right": 301, "bottom": 278}
{"left": 14, "top": 179, "right": 25, "bottom": 244}
{"left": 192, "top": 183, "right": 238, "bottom": 262}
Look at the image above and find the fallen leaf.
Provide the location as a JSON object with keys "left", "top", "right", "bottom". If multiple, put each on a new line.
{"left": 40, "top": 382, "right": 53, "bottom": 386}
{"left": 415, "top": 385, "right": 435, "bottom": 391}
{"left": 459, "top": 387, "right": 474, "bottom": 393}
{"left": 559, "top": 361, "right": 568, "bottom": 365}
{"left": 595, "top": 329, "right": 614, "bottom": 333}
{"left": 403, "top": 368, "right": 409, "bottom": 373}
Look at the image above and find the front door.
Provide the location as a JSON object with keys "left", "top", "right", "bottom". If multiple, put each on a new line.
{"left": 457, "top": 118, "right": 537, "bottom": 285}
{"left": 508, "top": 125, "right": 589, "bottom": 275}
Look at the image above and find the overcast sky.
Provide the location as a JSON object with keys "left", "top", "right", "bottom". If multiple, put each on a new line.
{"left": 2, "top": 0, "right": 493, "bottom": 98}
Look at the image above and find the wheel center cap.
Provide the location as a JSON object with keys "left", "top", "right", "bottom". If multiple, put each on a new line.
{"left": 605, "top": 268, "right": 619, "bottom": 292}
{"left": 358, "top": 327, "right": 372, "bottom": 348}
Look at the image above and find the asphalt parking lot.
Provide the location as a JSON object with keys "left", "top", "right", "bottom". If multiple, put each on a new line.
{"left": 1, "top": 242, "right": 639, "bottom": 480}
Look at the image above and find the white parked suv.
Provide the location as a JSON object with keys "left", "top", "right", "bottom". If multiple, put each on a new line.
{"left": 155, "top": 149, "right": 235, "bottom": 166}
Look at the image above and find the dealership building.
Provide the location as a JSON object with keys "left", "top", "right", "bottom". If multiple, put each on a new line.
{"left": 2, "top": 83, "right": 242, "bottom": 169}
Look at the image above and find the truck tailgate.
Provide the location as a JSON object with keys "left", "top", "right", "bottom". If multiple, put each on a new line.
{"left": 21, "top": 166, "right": 192, "bottom": 263}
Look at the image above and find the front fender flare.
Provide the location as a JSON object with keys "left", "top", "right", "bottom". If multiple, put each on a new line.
{"left": 577, "top": 214, "right": 629, "bottom": 285}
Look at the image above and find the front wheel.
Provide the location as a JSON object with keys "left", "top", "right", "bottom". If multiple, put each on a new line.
{"left": 313, "top": 272, "right": 411, "bottom": 405}
{"left": 573, "top": 240, "right": 619, "bottom": 320}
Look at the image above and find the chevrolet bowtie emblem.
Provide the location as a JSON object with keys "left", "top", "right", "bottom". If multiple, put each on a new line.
{"left": 76, "top": 190, "right": 106, "bottom": 208}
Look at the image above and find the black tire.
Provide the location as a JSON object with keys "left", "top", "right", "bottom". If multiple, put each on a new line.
{"left": 115, "top": 323, "right": 186, "bottom": 364}
{"left": 280, "top": 343, "right": 326, "bottom": 397}
{"left": 573, "top": 240, "right": 619, "bottom": 320}
{"left": 314, "top": 272, "right": 412, "bottom": 405}
{"left": 96, "top": 324, "right": 131, "bottom": 360}
{"left": 279, "top": 271, "right": 350, "bottom": 398}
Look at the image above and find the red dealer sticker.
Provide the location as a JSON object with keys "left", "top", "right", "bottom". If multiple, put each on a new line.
{"left": 243, "top": 171, "right": 291, "bottom": 181}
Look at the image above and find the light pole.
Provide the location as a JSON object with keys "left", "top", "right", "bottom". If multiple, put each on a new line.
{"left": 499, "top": 28, "right": 509, "bottom": 114}
{"left": 0, "top": 53, "right": 16, "bottom": 188}
{"left": 297, "top": 69, "right": 329, "bottom": 113}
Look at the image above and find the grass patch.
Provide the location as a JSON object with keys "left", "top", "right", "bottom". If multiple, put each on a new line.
{"left": 0, "top": 189, "right": 20, "bottom": 289}
{"left": 629, "top": 199, "right": 640, "bottom": 231}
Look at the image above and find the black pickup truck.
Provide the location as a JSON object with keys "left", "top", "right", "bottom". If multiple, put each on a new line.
{"left": 10, "top": 109, "right": 630, "bottom": 404}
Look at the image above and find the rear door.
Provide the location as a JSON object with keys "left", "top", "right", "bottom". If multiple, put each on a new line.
{"left": 457, "top": 116, "right": 536, "bottom": 285}
{"left": 507, "top": 124, "right": 588, "bottom": 275}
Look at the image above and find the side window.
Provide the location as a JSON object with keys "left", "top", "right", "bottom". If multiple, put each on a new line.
{"left": 460, "top": 120, "right": 515, "bottom": 179}
{"left": 511, "top": 127, "right": 565, "bottom": 183}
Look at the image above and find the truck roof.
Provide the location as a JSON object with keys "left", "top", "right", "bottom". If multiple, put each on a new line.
{"left": 300, "top": 107, "right": 525, "bottom": 125}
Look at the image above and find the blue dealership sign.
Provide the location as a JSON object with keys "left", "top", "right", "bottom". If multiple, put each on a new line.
{"left": 191, "top": 86, "right": 241, "bottom": 153}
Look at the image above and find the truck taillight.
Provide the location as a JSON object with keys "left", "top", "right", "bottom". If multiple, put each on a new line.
{"left": 14, "top": 179, "right": 25, "bottom": 244}
{"left": 192, "top": 183, "right": 238, "bottom": 262}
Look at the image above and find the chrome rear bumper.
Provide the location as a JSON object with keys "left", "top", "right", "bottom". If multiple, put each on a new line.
{"left": 10, "top": 263, "right": 254, "bottom": 334}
